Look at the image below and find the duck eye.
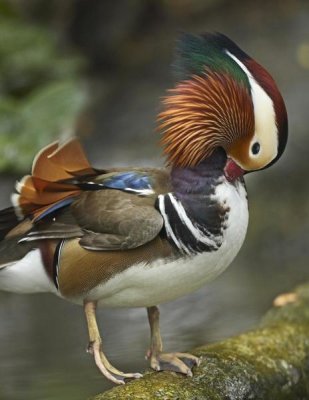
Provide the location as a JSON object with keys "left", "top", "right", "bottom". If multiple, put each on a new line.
{"left": 251, "top": 142, "right": 260, "bottom": 155}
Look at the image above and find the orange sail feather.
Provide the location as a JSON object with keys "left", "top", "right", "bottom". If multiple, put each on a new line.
{"left": 12, "top": 138, "right": 97, "bottom": 221}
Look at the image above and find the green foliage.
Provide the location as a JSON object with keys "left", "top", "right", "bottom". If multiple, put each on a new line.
{"left": 0, "top": 81, "right": 85, "bottom": 171}
{"left": 0, "top": 10, "right": 85, "bottom": 173}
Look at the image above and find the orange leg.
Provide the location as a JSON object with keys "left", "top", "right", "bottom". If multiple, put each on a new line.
{"left": 84, "top": 300, "right": 142, "bottom": 384}
{"left": 146, "top": 306, "right": 200, "bottom": 376}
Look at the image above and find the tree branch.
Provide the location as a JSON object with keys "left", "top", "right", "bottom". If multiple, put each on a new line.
{"left": 90, "top": 283, "right": 309, "bottom": 399}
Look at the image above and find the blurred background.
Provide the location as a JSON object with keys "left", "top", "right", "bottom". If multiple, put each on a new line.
{"left": 0, "top": 0, "right": 308, "bottom": 399}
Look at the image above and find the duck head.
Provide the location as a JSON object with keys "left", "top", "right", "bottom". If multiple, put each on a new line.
{"left": 159, "top": 33, "right": 288, "bottom": 181}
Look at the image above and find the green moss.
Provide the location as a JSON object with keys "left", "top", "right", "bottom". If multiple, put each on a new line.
{"left": 90, "top": 284, "right": 309, "bottom": 399}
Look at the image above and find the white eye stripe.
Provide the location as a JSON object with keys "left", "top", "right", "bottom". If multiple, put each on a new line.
{"left": 225, "top": 50, "right": 254, "bottom": 81}
{"left": 225, "top": 50, "right": 278, "bottom": 168}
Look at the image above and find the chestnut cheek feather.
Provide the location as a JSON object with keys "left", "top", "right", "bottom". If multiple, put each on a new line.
{"left": 224, "top": 159, "right": 245, "bottom": 182}
{"left": 159, "top": 70, "right": 254, "bottom": 168}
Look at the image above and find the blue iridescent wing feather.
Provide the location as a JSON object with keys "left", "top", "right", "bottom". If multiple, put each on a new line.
{"left": 31, "top": 172, "right": 155, "bottom": 222}
{"left": 78, "top": 171, "right": 154, "bottom": 194}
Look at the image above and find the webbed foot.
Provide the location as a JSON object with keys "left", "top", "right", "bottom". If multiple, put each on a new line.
{"left": 147, "top": 350, "right": 200, "bottom": 376}
{"left": 84, "top": 301, "right": 142, "bottom": 385}
{"left": 146, "top": 306, "right": 200, "bottom": 377}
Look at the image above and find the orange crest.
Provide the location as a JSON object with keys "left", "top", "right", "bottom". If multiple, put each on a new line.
{"left": 158, "top": 70, "right": 254, "bottom": 167}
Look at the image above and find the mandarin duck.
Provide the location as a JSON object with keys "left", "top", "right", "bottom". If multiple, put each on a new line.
{"left": 0, "top": 33, "right": 287, "bottom": 384}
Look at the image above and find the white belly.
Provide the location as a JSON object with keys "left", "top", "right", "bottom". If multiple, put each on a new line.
{"left": 88, "top": 180, "right": 249, "bottom": 308}
{"left": 0, "top": 249, "right": 57, "bottom": 294}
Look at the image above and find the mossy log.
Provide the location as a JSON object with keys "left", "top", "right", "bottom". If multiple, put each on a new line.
{"left": 90, "top": 284, "right": 309, "bottom": 400}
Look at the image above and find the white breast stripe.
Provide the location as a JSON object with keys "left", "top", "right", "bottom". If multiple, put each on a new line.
{"left": 168, "top": 193, "right": 218, "bottom": 248}
{"left": 158, "top": 194, "right": 190, "bottom": 254}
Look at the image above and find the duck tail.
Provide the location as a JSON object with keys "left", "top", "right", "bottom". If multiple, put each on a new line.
{"left": 11, "top": 138, "right": 97, "bottom": 222}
